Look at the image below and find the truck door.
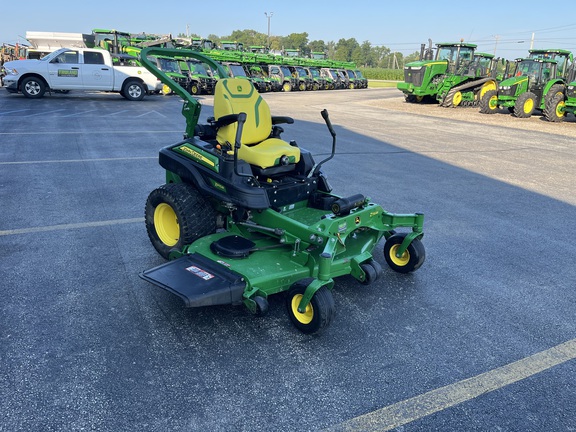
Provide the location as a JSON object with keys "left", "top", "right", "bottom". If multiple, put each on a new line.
{"left": 47, "top": 50, "right": 84, "bottom": 89}
{"left": 81, "top": 51, "right": 113, "bottom": 89}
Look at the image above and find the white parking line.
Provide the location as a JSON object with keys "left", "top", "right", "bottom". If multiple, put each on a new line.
{"left": 24, "top": 109, "right": 67, "bottom": 117}
{"left": 60, "top": 109, "right": 98, "bottom": 117}
{"left": 0, "top": 130, "right": 177, "bottom": 135}
{"left": 0, "top": 218, "right": 143, "bottom": 236}
{"left": 0, "top": 109, "right": 32, "bottom": 115}
{"left": 329, "top": 338, "right": 576, "bottom": 431}
{"left": 0, "top": 156, "right": 155, "bottom": 165}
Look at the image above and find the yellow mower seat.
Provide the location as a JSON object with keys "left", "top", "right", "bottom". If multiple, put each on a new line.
{"left": 214, "top": 78, "right": 300, "bottom": 169}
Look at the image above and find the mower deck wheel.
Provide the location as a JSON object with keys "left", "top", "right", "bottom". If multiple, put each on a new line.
{"left": 286, "top": 279, "right": 335, "bottom": 334}
{"left": 360, "top": 260, "right": 382, "bottom": 285}
{"left": 384, "top": 233, "right": 426, "bottom": 274}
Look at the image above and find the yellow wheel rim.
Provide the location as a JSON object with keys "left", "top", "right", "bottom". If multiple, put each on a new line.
{"left": 291, "top": 294, "right": 313, "bottom": 324}
{"left": 524, "top": 99, "right": 534, "bottom": 114}
{"left": 162, "top": 84, "right": 172, "bottom": 95}
{"left": 389, "top": 244, "right": 410, "bottom": 267}
{"left": 489, "top": 95, "right": 498, "bottom": 109}
{"left": 453, "top": 92, "right": 462, "bottom": 106}
{"left": 154, "top": 203, "right": 179, "bottom": 247}
{"left": 556, "top": 101, "right": 566, "bottom": 117}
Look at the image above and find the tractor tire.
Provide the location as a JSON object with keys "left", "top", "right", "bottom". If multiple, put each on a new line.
{"left": 514, "top": 91, "right": 537, "bottom": 118}
{"left": 145, "top": 182, "right": 218, "bottom": 259}
{"left": 286, "top": 279, "right": 335, "bottom": 334}
{"left": 123, "top": 80, "right": 146, "bottom": 101}
{"left": 479, "top": 89, "right": 498, "bottom": 114}
{"left": 544, "top": 84, "right": 565, "bottom": 109}
{"left": 544, "top": 93, "right": 566, "bottom": 122}
{"left": 21, "top": 76, "right": 46, "bottom": 98}
{"left": 384, "top": 233, "right": 426, "bottom": 274}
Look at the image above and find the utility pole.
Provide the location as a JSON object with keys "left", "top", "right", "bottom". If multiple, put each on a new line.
{"left": 530, "top": 32, "right": 535, "bottom": 50}
{"left": 493, "top": 34, "right": 499, "bottom": 55}
{"left": 265, "top": 12, "right": 273, "bottom": 48}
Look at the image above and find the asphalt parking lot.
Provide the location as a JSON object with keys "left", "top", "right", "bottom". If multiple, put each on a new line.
{"left": 1, "top": 87, "right": 575, "bottom": 432}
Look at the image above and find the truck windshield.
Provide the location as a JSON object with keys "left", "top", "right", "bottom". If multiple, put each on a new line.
{"left": 158, "top": 58, "right": 180, "bottom": 73}
{"left": 40, "top": 48, "right": 68, "bottom": 62}
{"left": 229, "top": 64, "right": 247, "bottom": 76}
{"left": 280, "top": 66, "right": 292, "bottom": 76}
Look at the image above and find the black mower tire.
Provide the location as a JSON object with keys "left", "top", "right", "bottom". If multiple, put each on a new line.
{"left": 145, "top": 182, "right": 218, "bottom": 259}
{"left": 189, "top": 83, "right": 201, "bottom": 95}
{"left": 384, "top": 233, "right": 426, "bottom": 274}
{"left": 360, "top": 260, "right": 382, "bottom": 285}
{"left": 514, "top": 92, "right": 537, "bottom": 118}
{"left": 286, "top": 279, "right": 335, "bottom": 334}
{"left": 21, "top": 76, "right": 46, "bottom": 98}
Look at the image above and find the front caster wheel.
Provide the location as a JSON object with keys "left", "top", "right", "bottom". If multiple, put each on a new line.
{"left": 286, "top": 279, "right": 335, "bottom": 334}
{"left": 384, "top": 233, "right": 426, "bottom": 274}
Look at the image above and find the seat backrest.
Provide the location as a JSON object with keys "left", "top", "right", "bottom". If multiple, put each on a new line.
{"left": 214, "top": 78, "right": 272, "bottom": 146}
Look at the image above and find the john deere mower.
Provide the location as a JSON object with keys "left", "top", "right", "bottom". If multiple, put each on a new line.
{"left": 138, "top": 48, "right": 426, "bottom": 334}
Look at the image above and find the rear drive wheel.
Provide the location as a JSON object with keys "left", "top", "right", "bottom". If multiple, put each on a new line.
{"left": 282, "top": 82, "right": 292, "bottom": 92}
{"left": 479, "top": 89, "right": 498, "bottom": 114}
{"left": 514, "top": 92, "right": 537, "bottom": 118}
{"left": 286, "top": 279, "right": 335, "bottom": 334}
{"left": 145, "top": 182, "right": 218, "bottom": 259}
{"left": 544, "top": 93, "right": 566, "bottom": 122}
{"left": 21, "top": 76, "right": 46, "bottom": 98}
{"left": 384, "top": 233, "right": 426, "bottom": 274}
{"left": 123, "top": 80, "right": 146, "bottom": 101}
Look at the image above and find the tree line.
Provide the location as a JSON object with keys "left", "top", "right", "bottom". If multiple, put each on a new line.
{"left": 179, "top": 29, "right": 421, "bottom": 70}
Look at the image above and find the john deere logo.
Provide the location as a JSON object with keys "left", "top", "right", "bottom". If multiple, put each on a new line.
{"left": 237, "top": 85, "right": 242, "bottom": 91}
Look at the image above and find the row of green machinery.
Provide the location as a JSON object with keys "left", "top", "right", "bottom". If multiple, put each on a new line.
{"left": 479, "top": 49, "right": 574, "bottom": 120}
{"left": 398, "top": 40, "right": 576, "bottom": 123}
{"left": 92, "top": 29, "right": 368, "bottom": 95}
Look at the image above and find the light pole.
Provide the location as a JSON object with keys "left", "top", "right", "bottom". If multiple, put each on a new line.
{"left": 265, "top": 12, "right": 273, "bottom": 48}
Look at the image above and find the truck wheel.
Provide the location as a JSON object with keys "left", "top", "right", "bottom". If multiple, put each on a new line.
{"left": 21, "top": 76, "right": 46, "bottom": 98}
{"left": 384, "top": 233, "right": 426, "bottom": 274}
{"left": 514, "top": 92, "right": 537, "bottom": 118}
{"left": 286, "top": 279, "right": 335, "bottom": 334}
{"left": 145, "top": 183, "right": 218, "bottom": 259}
{"left": 544, "top": 93, "right": 566, "bottom": 122}
{"left": 123, "top": 80, "right": 146, "bottom": 101}
{"left": 479, "top": 90, "right": 498, "bottom": 114}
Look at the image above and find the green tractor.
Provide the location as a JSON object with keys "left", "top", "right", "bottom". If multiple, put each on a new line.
{"left": 544, "top": 64, "right": 576, "bottom": 122}
{"left": 479, "top": 58, "right": 564, "bottom": 118}
{"left": 179, "top": 59, "right": 216, "bottom": 95}
{"left": 138, "top": 48, "right": 426, "bottom": 334}
{"left": 397, "top": 41, "right": 499, "bottom": 107}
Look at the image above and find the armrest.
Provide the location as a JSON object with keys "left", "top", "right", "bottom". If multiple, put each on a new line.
{"left": 271, "top": 116, "right": 294, "bottom": 125}
{"left": 214, "top": 114, "right": 240, "bottom": 128}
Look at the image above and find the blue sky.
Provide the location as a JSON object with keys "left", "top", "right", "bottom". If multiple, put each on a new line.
{"left": 3, "top": 0, "right": 576, "bottom": 60}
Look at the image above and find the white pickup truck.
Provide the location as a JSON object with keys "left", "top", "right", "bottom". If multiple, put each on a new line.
{"left": 2, "top": 47, "right": 162, "bottom": 100}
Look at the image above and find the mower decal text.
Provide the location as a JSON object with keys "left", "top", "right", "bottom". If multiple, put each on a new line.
{"left": 338, "top": 222, "right": 347, "bottom": 233}
{"left": 175, "top": 144, "right": 219, "bottom": 172}
{"left": 58, "top": 69, "right": 78, "bottom": 77}
{"left": 185, "top": 265, "right": 214, "bottom": 280}
{"left": 217, "top": 260, "right": 231, "bottom": 267}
